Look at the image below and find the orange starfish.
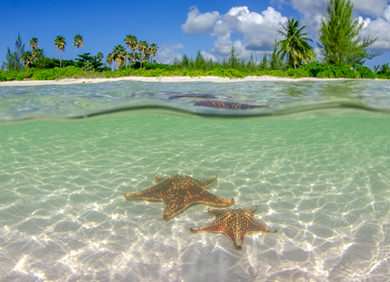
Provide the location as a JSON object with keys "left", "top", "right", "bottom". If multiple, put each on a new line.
{"left": 124, "top": 174, "right": 234, "bottom": 221}
{"left": 190, "top": 207, "right": 277, "bottom": 250}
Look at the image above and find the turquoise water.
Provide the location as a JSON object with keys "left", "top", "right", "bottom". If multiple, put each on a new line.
{"left": 0, "top": 80, "right": 390, "bottom": 281}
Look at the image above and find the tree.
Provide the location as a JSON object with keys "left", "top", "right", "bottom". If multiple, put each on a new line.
{"left": 2, "top": 33, "right": 25, "bottom": 71}
{"left": 75, "top": 52, "right": 103, "bottom": 70}
{"left": 138, "top": 41, "right": 149, "bottom": 68}
{"left": 149, "top": 43, "right": 158, "bottom": 63}
{"left": 269, "top": 42, "right": 284, "bottom": 70}
{"left": 247, "top": 53, "right": 257, "bottom": 71}
{"left": 228, "top": 46, "right": 239, "bottom": 68}
{"left": 106, "top": 45, "right": 128, "bottom": 70}
{"left": 26, "top": 37, "right": 43, "bottom": 66}
{"left": 96, "top": 52, "right": 104, "bottom": 62}
{"left": 194, "top": 51, "right": 206, "bottom": 70}
{"left": 28, "top": 37, "right": 39, "bottom": 50}
{"left": 144, "top": 46, "right": 152, "bottom": 63}
{"left": 124, "top": 34, "right": 138, "bottom": 66}
{"left": 54, "top": 35, "right": 66, "bottom": 67}
{"left": 73, "top": 34, "right": 83, "bottom": 56}
{"left": 22, "top": 51, "right": 34, "bottom": 68}
{"left": 260, "top": 54, "right": 268, "bottom": 70}
{"left": 319, "top": 0, "right": 377, "bottom": 65}
{"left": 181, "top": 54, "right": 190, "bottom": 68}
{"left": 277, "top": 18, "right": 314, "bottom": 69}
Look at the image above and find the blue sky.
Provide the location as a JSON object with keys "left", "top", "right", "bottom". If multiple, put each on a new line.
{"left": 1, "top": 0, "right": 390, "bottom": 68}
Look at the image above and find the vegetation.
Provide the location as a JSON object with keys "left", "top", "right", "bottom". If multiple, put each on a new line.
{"left": 73, "top": 34, "right": 84, "bottom": 56}
{"left": 1, "top": 0, "right": 389, "bottom": 82}
{"left": 319, "top": 0, "right": 377, "bottom": 65}
{"left": 106, "top": 45, "right": 127, "bottom": 70}
{"left": 2, "top": 33, "right": 25, "bottom": 71}
{"left": 1, "top": 51, "right": 384, "bottom": 82}
{"left": 277, "top": 18, "right": 314, "bottom": 69}
{"left": 54, "top": 35, "right": 66, "bottom": 68}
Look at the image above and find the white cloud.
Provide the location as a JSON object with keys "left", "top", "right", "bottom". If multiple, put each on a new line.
{"left": 200, "top": 50, "right": 217, "bottom": 61}
{"left": 352, "top": 0, "right": 388, "bottom": 17}
{"left": 182, "top": 6, "right": 287, "bottom": 59}
{"left": 211, "top": 34, "right": 233, "bottom": 56}
{"left": 155, "top": 43, "right": 184, "bottom": 64}
{"left": 384, "top": 4, "right": 390, "bottom": 21}
{"left": 360, "top": 8, "right": 390, "bottom": 49}
{"left": 181, "top": 7, "right": 219, "bottom": 34}
{"left": 288, "top": 0, "right": 388, "bottom": 18}
{"left": 232, "top": 6, "right": 288, "bottom": 51}
{"left": 289, "top": 0, "right": 327, "bottom": 32}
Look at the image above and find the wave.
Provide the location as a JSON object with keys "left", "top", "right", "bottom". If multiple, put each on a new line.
{"left": 67, "top": 99, "right": 390, "bottom": 120}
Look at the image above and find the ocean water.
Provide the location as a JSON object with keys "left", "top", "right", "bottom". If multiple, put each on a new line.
{"left": 0, "top": 79, "right": 390, "bottom": 282}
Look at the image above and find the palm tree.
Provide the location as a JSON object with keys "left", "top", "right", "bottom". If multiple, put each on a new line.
{"left": 28, "top": 37, "right": 39, "bottom": 50}
{"left": 138, "top": 41, "right": 149, "bottom": 68}
{"left": 134, "top": 52, "right": 142, "bottom": 65}
{"left": 144, "top": 46, "right": 152, "bottom": 63}
{"left": 106, "top": 45, "right": 128, "bottom": 70}
{"left": 54, "top": 35, "right": 66, "bottom": 67}
{"left": 124, "top": 34, "right": 138, "bottom": 66}
{"left": 22, "top": 51, "right": 34, "bottom": 68}
{"left": 73, "top": 34, "right": 84, "bottom": 57}
{"left": 27, "top": 37, "right": 41, "bottom": 64}
{"left": 277, "top": 18, "right": 314, "bottom": 69}
{"left": 149, "top": 43, "right": 158, "bottom": 63}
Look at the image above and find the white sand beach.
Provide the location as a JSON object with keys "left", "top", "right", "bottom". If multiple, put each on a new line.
{"left": 0, "top": 75, "right": 356, "bottom": 86}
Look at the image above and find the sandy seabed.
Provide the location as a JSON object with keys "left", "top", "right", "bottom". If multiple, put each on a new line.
{"left": 0, "top": 75, "right": 356, "bottom": 86}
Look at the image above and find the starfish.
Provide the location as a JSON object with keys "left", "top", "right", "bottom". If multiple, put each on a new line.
{"left": 190, "top": 207, "right": 277, "bottom": 250}
{"left": 123, "top": 174, "right": 234, "bottom": 221}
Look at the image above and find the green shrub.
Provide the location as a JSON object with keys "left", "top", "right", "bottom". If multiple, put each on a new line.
{"left": 299, "top": 62, "right": 327, "bottom": 77}
{"left": 262, "top": 69, "right": 287, "bottom": 77}
{"left": 58, "top": 66, "right": 84, "bottom": 77}
{"left": 374, "top": 63, "right": 390, "bottom": 77}
{"left": 356, "top": 65, "right": 375, "bottom": 78}
{"left": 1, "top": 69, "right": 33, "bottom": 81}
{"left": 286, "top": 68, "right": 310, "bottom": 78}
{"left": 317, "top": 69, "right": 335, "bottom": 78}
{"left": 0, "top": 70, "right": 5, "bottom": 81}
{"left": 31, "top": 69, "right": 56, "bottom": 80}
{"left": 207, "top": 67, "right": 244, "bottom": 78}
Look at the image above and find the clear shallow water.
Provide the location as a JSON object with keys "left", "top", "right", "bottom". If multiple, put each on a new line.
{"left": 0, "top": 80, "right": 390, "bottom": 281}
{"left": 1, "top": 80, "right": 390, "bottom": 120}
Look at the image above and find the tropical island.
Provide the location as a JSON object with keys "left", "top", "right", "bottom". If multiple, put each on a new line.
{"left": 1, "top": 0, "right": 390, "bottom": 82}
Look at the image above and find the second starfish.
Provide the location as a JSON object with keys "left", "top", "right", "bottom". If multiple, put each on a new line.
{"left": 124, "top": 174, "right": 234, "bottom": 220}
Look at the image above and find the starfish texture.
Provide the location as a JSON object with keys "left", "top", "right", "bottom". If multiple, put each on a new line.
{"left": 190, "top": 207, "right": 277, "bottom": 250}
{"left": 124, "top": 174, "right": 234, "bottom": 221}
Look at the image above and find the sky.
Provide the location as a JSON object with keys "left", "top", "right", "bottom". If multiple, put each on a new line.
{"left": 1, "top": 0, "right": 390, "bottom": 69}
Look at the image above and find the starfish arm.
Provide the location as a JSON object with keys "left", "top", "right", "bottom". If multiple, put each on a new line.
{"left": 153, "top": 174, "right": 166, "bottom": 184}
{"left": 190, "top": 221, "right": 222, "bottom": 233}
{"left": 161, "top": 200, "right": 191, "bottom": 221}
{"left": 123, "top": 185, "right": 164, "bottom": 201}
{"left": 198, "top": 175, "right": 218, "bottom": 188}
{"left": 196, "top": 191, "right": 234, "bottom": 207}
{"left": 248, "top": 206, "right": 257, "bottom": 215}
{"left": 228, "top": 230, "right": 245, "bottom": 250}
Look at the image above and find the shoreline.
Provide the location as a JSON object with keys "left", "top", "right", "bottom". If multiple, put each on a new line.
{"left": 0, "top": 75, "right": 372, "bottom": 86}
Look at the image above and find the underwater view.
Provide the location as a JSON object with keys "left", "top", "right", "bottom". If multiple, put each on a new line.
{"left": 0, "top": 79, "right": 390, "bottom": 281}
